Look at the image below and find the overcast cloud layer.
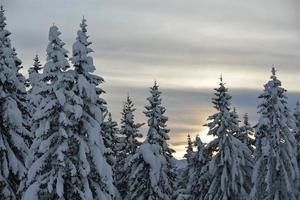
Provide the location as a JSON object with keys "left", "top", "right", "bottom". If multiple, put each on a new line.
{"left": 3, "top": 0, "right": 300, "bottom": 158}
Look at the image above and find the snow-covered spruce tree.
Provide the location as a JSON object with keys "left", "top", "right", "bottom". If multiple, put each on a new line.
{"left": 119, "top": 95, "right": 144, "bottom": 156}
{"left": 0, "top": 6, "right": 30, "bottom": 199}
{"left": 205, "top": 77, "right": 253, "bottom": 200}
{"left": 184, "top": 134, "right": 193, "bottom": 166}
{"left": 231, "top": 107, "right": 240, "bottom": 124}
{"left": 251, "top": 68, "right": 299, "bottom": 200}
{"left": 189, "top": 135, "right": 212, "bottom": 200}
{"left": 115, "top": 95, "right": 143, "bottom": 198}
{"left": 102, "top": 112, "right": 120, "bottom": 166}
{"left": 294, "top": 101, "right": 300, "bottom": 135}
{"left": 294, "top": 101, "right": 300, "bottom": 166}
{"left": 23, "top": 25, "right": 84, "bottom": 199}
{"left": 27, "top": 55, "right": 43, "bottom": 122}
{"left": 176, "top": 134, "right": 194, "bottom": 199}
{"left": 70, "top": 18, "right": 117, "bottom": 199}
{"left": 239, "top": 113, "right": 255, "bottom": 153}
{"left": 126, "top": 82, "right": 176, "bottom": 200}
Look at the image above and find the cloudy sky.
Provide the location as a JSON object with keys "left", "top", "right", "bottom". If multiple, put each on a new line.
{"left": 4, "top": 0, "right": 300, "bottom": 158}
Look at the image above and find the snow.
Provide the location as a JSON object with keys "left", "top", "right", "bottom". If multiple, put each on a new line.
{"left": 251, "top": 68, "right": 299, "bottom": 199}
{"left": 140, "top": 143, "right": 162, "bottom": 182}
{"left": 23, "top": 182, "right": 39, "bottom": 200}
{"left": 0, "top": 6, "right": 30, "bottom": 198}
{"left": 176, "top": 159, "right": 187, "bottom": 171}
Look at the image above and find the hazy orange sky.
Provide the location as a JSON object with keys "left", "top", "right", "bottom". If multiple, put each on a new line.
{"left": 4, "top": 0, "right": 300, "bottom": 158}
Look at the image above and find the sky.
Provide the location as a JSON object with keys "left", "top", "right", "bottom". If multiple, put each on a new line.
{"left": 3, "top": 0, "right": 300, "bottom": 158}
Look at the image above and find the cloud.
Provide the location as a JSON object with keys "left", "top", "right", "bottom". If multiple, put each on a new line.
{"left": 3, "top": 0, "right": 300, "bottom": 158}
{"left": 103, "top": 83, "right": 300, "bottom": 158}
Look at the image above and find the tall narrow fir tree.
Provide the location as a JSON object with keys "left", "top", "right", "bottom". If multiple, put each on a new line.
{"left": 251, "top": 68, "right": 299, "bottom": 200}
{"left": 70, "top": 18, "right": 117, "bottom": 199}
{"left": 116, "top": 95, "right": 143, "bottom": 198}
{"left": 126, "top": 82, "right": 176, "bottom": 200}
{"left": 0, "top": 6, "right": 30, "bottom": 199}
{"left": 205, "top": 77, "right": 253, "bottom": 200}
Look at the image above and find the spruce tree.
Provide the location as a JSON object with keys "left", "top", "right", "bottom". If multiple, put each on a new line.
{"left": 294, "top": 101, "right": 300, "bottom": 134}
{"left": 119, "top": 95, "right": 143, "bottom": 155}
{"left": 184, "top": 134, "right": 193, "bottom": 165}
{"left": 205, "top": 77, "right": 253, "bottom": 200}
{"left": 251, "top": 68, "right": 299, "bottom": 200}
{"left": 0, "top": 6, "right": 30, "bottom": 199}
{"left": 27, "top": 55, "right": 43, "bottom": 123}
{"left": 102, "top": 112, "right": 120, "bottom": 166}
{"left": 189, "top": 135, "right": 211, "bottom": 200}
{"left": 239, "top": 113, "right": 255, "bottom": 153}
{"left": 115, "top": 95, "right": 143, "bottom": 198}
{"left": 294, "top": 101, "right": 300, "bottom": 166}
{"left": 126, "top": 82, "right": 176, "bottom": 200}
{"left": 176, "top": 134, "right": 194, "bottom": 200}
{"left": 70, "top": 18, "right": 117, "bottom": 199}
{"left": 23, "top": 25, "right": 82, "bottom": 199}
{"left": 27, "top": 55, "right": 43, "bottom": 94}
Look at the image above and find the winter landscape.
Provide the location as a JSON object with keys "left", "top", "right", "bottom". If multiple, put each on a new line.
{"left": 1, "top": 0, "right": 300, "bottom": 200}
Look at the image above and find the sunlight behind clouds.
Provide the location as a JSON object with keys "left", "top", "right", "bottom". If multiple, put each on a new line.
{"left": 4, "top": 0, "right": 300, "bottom": 159}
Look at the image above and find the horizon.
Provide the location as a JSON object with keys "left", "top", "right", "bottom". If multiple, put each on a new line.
{"left": 3, "top": 0, "right": 300, "bottom": 158}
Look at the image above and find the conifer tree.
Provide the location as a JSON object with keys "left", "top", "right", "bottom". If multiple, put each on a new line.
{"left": 176, "top": 134, "right": 194, "bottom": 199}
{"left": 0, "top": 6, "right": 30, "bottom": 199}
{"left": 205, "top": 77, "right": 253, "bottom": 200}
{"left": 23, "top": 25, "right": 83, "bottom": 199}
{"left": 70, "top": 18, "right": 117, "bottom": 199}
{"left": 27, "top": 55, "right": 42, "bottom": 92}
{"left": 231, "top": 107, "right": 240, "bottom": 125}
{"left": 294, "top": 101, "right": 300, "bottom": 134}
{"left": 294, "top": 101, "right": 300, "bottom": 166}
{"left": 115, "top": 95, "right": 143, "bottom": 198}
{"left": 126, "top": 82, "right": 176, "bottom": 200}
{"left": 239, "top": 113, "right": 255, "bottom": 152}
{"left": 189, "top": 135, "right": 211, "bottom": 200}
{"left": 102, "top": 112, "right": 120, "bottom": 166}
{"left": 27, "top": 55, "right": 43, "bottom": 121}
{"left": 184, "top": 134, "right": 193, "bottom": 164}
{"left": 119, "top": 95, "right": 144, "bottom": 155}
{"left": 251, "top": 68, "right": 299, "bottom": 200}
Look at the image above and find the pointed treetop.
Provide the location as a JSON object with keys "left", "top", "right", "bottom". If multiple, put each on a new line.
{"left": 33, "top": 54, "right": 42, "bottom": 72}
{"left": 294, "top": 101, "right": 300, "bottom": 115}
{"left": 34, "top": 54, "right": 39, "bottom": 60}
{"left": 211, "top": 76, "right": 231, "bottom": 113}
{"left": 49, "top": 24, "right": 62, "bottom": 40}
{"left": 126, "top": 92, "right": 131, "bottom": 100}
{"left": 154, "top": 80, "right": 158, "bottom": 88}
{"left": 243, "top": 113, "right": 249, "bottom": 123}
{"left": 195, "top": 134, "right": 202, "bottom": 145}
{"left": 80, "top": 16, "right": 87, "bottom": 33}
{"left": 108, "top": 112, "right": 112, "bottom": 119}
{"left": 271, "top": 66, "right": 277, "bottom": 79}
{"left": 294, "top": 101, "right": 300, "bottom": 130}
{"left": 218, "top": 74, "right": 227, "bottom": 89}
{"left": 194, "top": 134, "right": 203, "bottom": 150}
{"left": 0, "top": 5, "right": 6, "bottom": 30}
{"left": 126, "top": 94, "right": 133, "bottom": 105}
{"left": 233, "top": 107, "right": 237, "bottom": 113}
{"left": 0, "top": 5, "right": 4, "bottom": 14}
{"left": 187, "top": 133, "right": 193, "bottom": 145}
{"left": 149, "top": 81, "right": 160, "bottom": 96}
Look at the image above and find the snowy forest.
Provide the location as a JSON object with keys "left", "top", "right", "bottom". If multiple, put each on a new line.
{"left": 1, "top": 5, "right": 300, "bottom": 200}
